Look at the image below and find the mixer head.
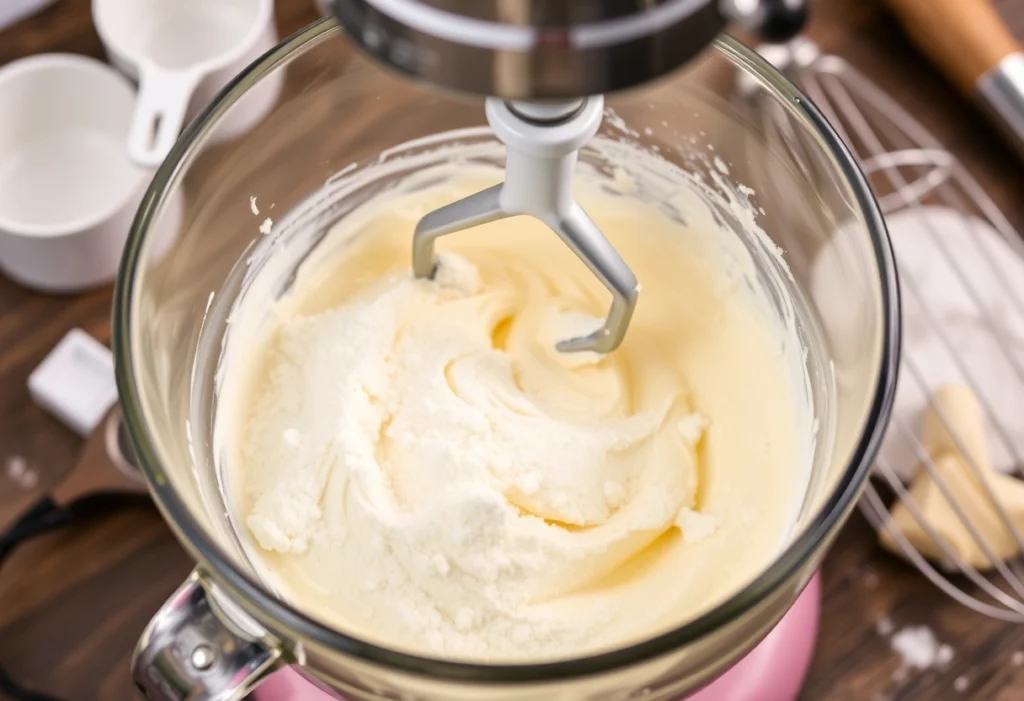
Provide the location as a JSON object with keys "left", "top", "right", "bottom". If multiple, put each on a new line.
{"left": 327, "top": 0, "right": 808, "bottom": 98}
{"left": 328, "top": 0, "right": 808, "bottom": 352}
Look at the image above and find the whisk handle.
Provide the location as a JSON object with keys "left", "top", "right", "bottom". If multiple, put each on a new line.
{"left": 881, "top": 0, "right": 1020, "bottom": 95}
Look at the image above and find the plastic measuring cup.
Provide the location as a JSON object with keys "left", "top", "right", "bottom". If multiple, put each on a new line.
{"left": 93, "top": 0, "right": 276, "bottom": 166}
{"left": 0, "top": 54, "right": 149, "bottom": 291}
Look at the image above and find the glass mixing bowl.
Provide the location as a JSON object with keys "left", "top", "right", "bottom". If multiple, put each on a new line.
{"left": 114, "top": 18, "right": 899, "bottom": 701}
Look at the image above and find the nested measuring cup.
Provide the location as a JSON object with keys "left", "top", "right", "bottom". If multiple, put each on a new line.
{"left": 93, "top": 0, "right": 277, "bottom": 166}
{"left": 114, "top": 18, "right": 899, "bottom": 701}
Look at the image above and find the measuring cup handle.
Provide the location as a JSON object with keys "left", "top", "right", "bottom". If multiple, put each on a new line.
{"left": 133, "top": 568, "right": 284, "bottom": 700}
{"left": 128, "top": 64, "right": 201, "bottom": 167}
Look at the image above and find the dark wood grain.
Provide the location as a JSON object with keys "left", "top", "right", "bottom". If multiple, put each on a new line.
{"left": 0, "top": 0, "right": 1022, "bottom": 699}
{"left": 0, "top": 2, "right": 325, "bottom": 699}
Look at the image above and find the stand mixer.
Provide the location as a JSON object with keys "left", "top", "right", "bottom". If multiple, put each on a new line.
{"left": 236, "top": 4, "right": 820, "bottom": 699}
{"left": 112, "top": 2, "right": 901, "bottom": 700}
{"left": 327, "top": 0, "right": 807, "bottom": 353}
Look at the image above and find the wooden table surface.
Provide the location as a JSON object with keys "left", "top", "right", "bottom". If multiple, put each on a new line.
{"left": 2, "top": 0, "right": 1024, "bottom": 699}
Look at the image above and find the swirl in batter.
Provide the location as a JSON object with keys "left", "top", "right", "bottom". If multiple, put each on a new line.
{"left": 225, "top": 168, "right": 808, "bottom": 661}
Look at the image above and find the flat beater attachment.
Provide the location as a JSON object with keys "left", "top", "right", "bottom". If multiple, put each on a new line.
{"left": 411, "top": 96, "right": 639, "bottom": 355}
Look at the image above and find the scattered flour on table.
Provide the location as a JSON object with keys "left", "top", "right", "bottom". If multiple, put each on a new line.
{"left": 888, "top": 625, "right": 954, "bottom": 674}
{"left": 5, "top": 454, "right": 37, "bottom": 489}
{"left": 875, "top": 616, "right": 895, "bottom": 636}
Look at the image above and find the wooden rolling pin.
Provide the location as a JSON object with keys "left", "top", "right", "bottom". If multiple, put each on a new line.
{"left": 882, "top": 0, "right": 1024, "bottom": 162}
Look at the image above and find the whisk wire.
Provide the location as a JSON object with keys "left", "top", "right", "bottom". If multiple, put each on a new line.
{"left": 875, "top": 445, "right": 1024, "bottom": 611}
{"left": 816, "top": 71, "right": 1024, "bottom": 392}
{"left": 861, "top": 488, "right": 1024, "bottom": 622}
{"left": 767, "top": 44, "right": 1024, "bottom": 620}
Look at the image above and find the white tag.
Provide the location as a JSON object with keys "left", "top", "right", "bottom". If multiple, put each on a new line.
{"left": 28, "top": 329, "right": 118, "bottom": 438}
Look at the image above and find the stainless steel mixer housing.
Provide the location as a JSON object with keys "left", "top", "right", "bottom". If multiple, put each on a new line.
{"left": 327, "top": 0, "right": 809, "bottom": 98}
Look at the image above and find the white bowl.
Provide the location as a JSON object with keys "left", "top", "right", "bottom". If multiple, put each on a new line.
{"left": 0, "top": 54, "right": 150, "bottom": 293}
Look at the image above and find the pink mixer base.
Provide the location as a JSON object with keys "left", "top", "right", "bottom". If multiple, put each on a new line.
{"left": 255, "top": 574, "right": 820, "bottom": 701}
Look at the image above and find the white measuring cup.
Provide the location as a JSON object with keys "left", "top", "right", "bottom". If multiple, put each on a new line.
{"left": 0, "top": 54, "right": 150, "bottom": 292}
{"left": 93, "top": 0, "right": 276, "bottom": 167}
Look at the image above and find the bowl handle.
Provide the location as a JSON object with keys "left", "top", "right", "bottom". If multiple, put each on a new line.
{"left": 133, "top": 568, "right": 285, "bottom": 701}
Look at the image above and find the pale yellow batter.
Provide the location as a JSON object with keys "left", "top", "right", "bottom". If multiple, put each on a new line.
{"left": 222, "top": 167, "right": 810, "bottom": 662}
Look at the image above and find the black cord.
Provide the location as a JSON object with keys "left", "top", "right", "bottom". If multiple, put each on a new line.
{"left": 0, "top": 493, "right": 149, "bottom": 701}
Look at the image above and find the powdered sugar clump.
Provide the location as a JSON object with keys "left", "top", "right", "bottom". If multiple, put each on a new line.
{"left": 889, "top": 625, "right": 954, "bottom": 673}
